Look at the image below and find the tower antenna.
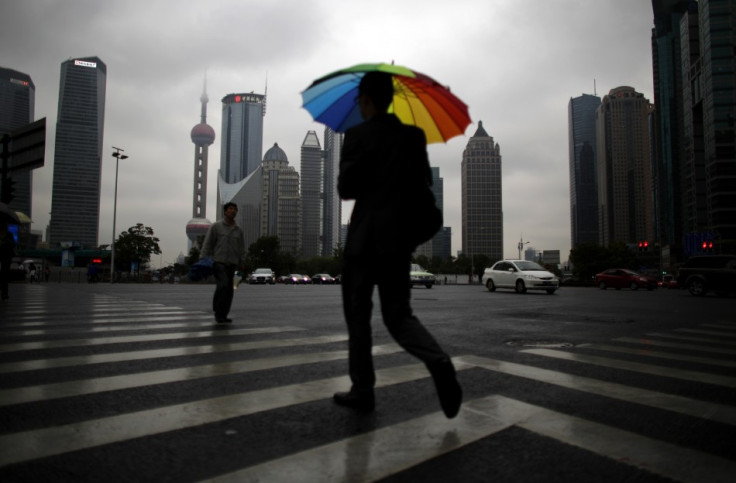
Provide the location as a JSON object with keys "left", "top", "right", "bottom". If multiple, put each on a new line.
{"left": 262, "top": 73, "right": 268, "bottom": 117}
{"left": 593, "top": 78, "right": 597, "bottom": 97}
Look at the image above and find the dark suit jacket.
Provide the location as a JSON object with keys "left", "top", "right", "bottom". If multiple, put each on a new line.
{"left": 338, "top": 113, "right": 432, "bottom": 256}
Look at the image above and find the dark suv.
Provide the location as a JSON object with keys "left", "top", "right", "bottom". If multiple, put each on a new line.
{"left": 676, "top": 255, "right": 736, "bottom": 297}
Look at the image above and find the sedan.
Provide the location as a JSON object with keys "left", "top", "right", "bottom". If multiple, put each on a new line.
{"left": 595, "top": 269, "right": 658, "bottom": 291}
{"left": 282, "top": 274, "right": 310, "bottom": 285}
{"left": 311, "top": 273, "right": 335, "bottom": 284}
{"left": 410, "top": 264, "right": 435, "bottom": 289}
{"left": 482, "top": 260, "right": 559, "bottom": 294}
{"left": 248, "top": 268, "right": 275, "bottom": 285}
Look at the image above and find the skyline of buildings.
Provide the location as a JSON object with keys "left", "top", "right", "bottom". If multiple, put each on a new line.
{"left": 48, "top": 56, "right": 106, "bottom": 250}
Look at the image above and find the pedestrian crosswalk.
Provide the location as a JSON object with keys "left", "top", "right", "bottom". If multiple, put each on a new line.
{"left": 1, "top": 285, "right": 735, "bottom": 482}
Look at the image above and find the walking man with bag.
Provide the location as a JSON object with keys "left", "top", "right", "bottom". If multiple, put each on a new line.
{"left": 334, "top": 72, "right": 462, "bottom": 418}
{"left": 200, "top": 202, "right": 245, "bottom": 324}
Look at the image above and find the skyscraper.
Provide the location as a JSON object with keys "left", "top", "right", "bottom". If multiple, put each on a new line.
{"left": 261, "top": 143, "right": 301, "bottom": 256}
{"left": 596, "top": 86, "right": 654, "bottom": 247}
{"left": 220, "top": 92, "right": 265, "bottom": 183}
{"left": 322, "top": 127, "right": 342, "bottom": 255}
{"left": 49, "top": 57, "right": 106, "bottom": 249}
{"left": 186, "top": 78, "right": 215, "bottom": 250}
{"left": 0, "top": 67, "right": 35, "bottom": 217}
{"left": 300, "top": 130, "right": 322, "bottom": 258}
{"left": 461, "top": 121, "right": 503, "bottom": 262}
{"left": 568, "top": 93, "right": 601, "bottom": 248}
{"left": 651, "top": 0, "right": 689, "bottom": 262}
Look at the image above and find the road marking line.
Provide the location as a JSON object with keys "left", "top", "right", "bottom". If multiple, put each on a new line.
{"left": 675, "top": 328, "right": 736, "bottom": 338}
{"left": 0, "top": 333, "right": 345, "bottom": 374}
{"left": 0, "top": 344, "right": 404, "bottom": 406}
{"left": 579, "top": 343, "right": 736, "bottom": 368}
{"left": 645, "top": 332, "right": 736, "bottom": 347}
{"left": 613, "top": 337, "right": 736, "bottom": 355}
{"left": 0, "top": 313, "right": 214, "bottom": 328}
{"left": 0, "top": 362, "right": 465, "bottom": 466}
{"left": 0, "top": 326, "right": 306, "bottom": 353}
{"left": 205, "top": 395, "right": 736, "bottom": 483}
{"left": 521, "top": 348, "right": 736, "bottom": 387}
{"left": 456, "top": 355, "right": 736, "bottom": 426}
{"left": 0, "top": 319, "right": 231, "bottom": 336}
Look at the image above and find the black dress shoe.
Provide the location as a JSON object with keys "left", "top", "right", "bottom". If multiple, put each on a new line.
{"left": 215, "top": 317, "right": 233, "bottom": 324}
{"left": 333, "top": 390, "right": 375, "bottom": 412}
{"left": 430, "top": 359, "right": 463, "bottom": 419}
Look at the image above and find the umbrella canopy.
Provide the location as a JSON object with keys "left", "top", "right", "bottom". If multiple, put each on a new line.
{"left": 0, "top": 202, "right": 20, "bottom": 225}
{"left": 302, "top": 63, "right": 471, "bottom": 144}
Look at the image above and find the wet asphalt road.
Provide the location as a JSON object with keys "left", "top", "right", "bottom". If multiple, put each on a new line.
{"left": 0, "top": 281, "right": 734, "bottom": 482}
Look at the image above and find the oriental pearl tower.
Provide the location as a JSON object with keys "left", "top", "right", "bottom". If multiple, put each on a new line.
{"left": 186, "top": 77, "right": 216, "bottom": 249}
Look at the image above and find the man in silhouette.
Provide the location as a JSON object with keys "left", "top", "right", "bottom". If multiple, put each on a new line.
{"left": 335, "top": 71, "right": 462, "bottom": 418}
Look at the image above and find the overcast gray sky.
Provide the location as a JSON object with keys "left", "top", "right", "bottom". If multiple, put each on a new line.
{"left": 1, "top": 0, "right": 655, "bottom": 267}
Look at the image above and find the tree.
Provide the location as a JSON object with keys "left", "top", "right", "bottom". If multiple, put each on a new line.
{"left": 114, "top": 223, "right": 161, "bottom": 274}
{"left": 569, "top": 242, "right": 636, "bottom": 283}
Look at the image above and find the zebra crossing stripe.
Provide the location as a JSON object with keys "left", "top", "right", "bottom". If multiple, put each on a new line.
{"left": 1, "top": 312, "right": 212, "bottom": 326}
{"left": 578, "top": 343, "right": 736, "bottom": 368}
{"left": 613, "top": 337, "right": 736, "bottom": 356}
{"left": 0, "top": 344, "right": 404, "bottom": 406}
{"left": 0, "top": 334, "right": 349, "bottom": 374}
{"left": 0, "top": 362, "right": 459, "bottom": 466}
{"left": 455, "top": 355, "right": 736, "bottom": 426}
{"left": 675, "top": 328, "right": 736, "bottom": 338}
{"left": 2, "top": 319, "right": 232, "bottom": 335}
{"left": 204, "top": 395, "right": 736, "bottom": 483}
{"left": 645, "top": 332, "right": 736, "bottom": 347}
{"left": 521, "top": 348, "right": 736, "bottom": 388}
{"left": 0, "top": 326, "right": 306, "bottom": 352}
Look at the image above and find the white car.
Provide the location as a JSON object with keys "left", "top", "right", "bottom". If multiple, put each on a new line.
{"left": 482, "top": 260, "right": 559, "bottom": 294}
{"left": 248, "top": 268, "right": 275, "bottom": 284}
{"left": 410, "top": 264, "right": 435, "bottom": 289}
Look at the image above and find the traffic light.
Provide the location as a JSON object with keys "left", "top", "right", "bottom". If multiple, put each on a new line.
{"left": 701, "top": 240, "right": 714, "bottom": 253}
{"left": 0, "top": 177, "right": 15, "bottom": 203}
{"left": 638, "top": 241, "right": 649, "bottom": 252}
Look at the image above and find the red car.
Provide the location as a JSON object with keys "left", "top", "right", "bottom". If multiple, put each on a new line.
{"left": 595, "top": 269, "right": 658, "bottom": 291}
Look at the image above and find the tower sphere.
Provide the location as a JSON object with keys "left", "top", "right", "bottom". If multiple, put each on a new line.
{"left": 186, "top": 217, "right": 212, "bottom": 242}
{"left": 191, "top": 123, "right": 215, "bottom": 145}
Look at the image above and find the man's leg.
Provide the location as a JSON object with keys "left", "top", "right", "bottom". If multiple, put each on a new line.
{"left": 377, "top": 254, "right": 462, "bottom": 418}
{"left": 212, "top": 262, "right": 234, "bottom": 322}
{"left": 334, "top": 255, "right": 376, "bottom": 411}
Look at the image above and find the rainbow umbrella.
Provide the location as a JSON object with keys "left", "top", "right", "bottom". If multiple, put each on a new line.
{"left": 301, "top": 63, "right": 471, "bottom": 144}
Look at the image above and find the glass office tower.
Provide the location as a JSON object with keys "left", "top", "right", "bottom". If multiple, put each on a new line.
{"left": 568, "top": 94, "right": 601, "bottom": 248}
{"left": 220, "top": 93, "right": 265, "bottom": 183}
{"left": 0, "top": 67, "right": 35, "bottom": 217}
{"left": 49, "top": 57, "right": 106, "bottom": 249}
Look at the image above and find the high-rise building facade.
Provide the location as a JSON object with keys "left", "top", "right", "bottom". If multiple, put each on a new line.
{"left": 220, "top": 93, "right": 265, "bottom": 183}
{"left": 300, "top": 130, "right": 322, "bottom": 258}
{"left": 186, "top": 78, "right": 215, "bottom": 250}
{"left": 568, "top": 93, "right": 601, "bottom": 248}
{"left": 652, "top": 0, "right": 689, "bottom": 259}
{"left": 261, "top": 143, "right": 301, "bottom": 256}
{"left": 596, "top": 86, "right": 654, "bottom": 247}
{"left": 415, "top": 166, "right": 450, "bottom": 260}
{"left": 322, "top": 127, "right": 342, "bottom": 256}
{"left": 49, "top": 57, "right": 106, "bottom": 248}
{"left": 0, "top": 67, "right": 35, "bottom": 217}
{"left": 461, "top": 121, "right": 503, "bottom": 262}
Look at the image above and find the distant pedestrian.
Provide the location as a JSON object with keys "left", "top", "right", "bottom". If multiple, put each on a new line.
{"left": 28, "top": 263, "right": 37, "bottom": 283}
{"left": 334, "top": 72, "right": 462, "bottom": 418}
{"left": 200, "top": 202, "right": 245, "bottom": 324}
{"left": 0, "top": 222, "right": 16, "bottom": 301}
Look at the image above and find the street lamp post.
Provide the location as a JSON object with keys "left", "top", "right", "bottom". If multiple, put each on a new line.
{"left": 110, "top": 147, "right": 128, "bottom": 283}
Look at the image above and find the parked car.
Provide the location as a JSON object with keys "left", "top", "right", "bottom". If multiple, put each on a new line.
{"left": 410, "top": 264, "right": 435, "bottom": 289}
{"left": 248, "top": 268, "right": 275, "bottom": 284}
{"left": 595, "top": 269, "right": 658, "bottom": 291}
{"left": 282, "top": 274, "right": 310, "bottom": 284}
{"left": 311, "top": 273, "right": 335, "bottom": 284}
{"left": 659, "top": 274, "right": 678, "bottom": 289}
{"left": 676, "top": 255, "right": 736, "bottom": 297}
{"left": 482, "top": 260, "right": 559, "bottom": 294}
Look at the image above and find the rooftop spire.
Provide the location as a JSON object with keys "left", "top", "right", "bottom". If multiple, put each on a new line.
{"left": 200, "top": 72, "right": 209, "bottom": 124}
